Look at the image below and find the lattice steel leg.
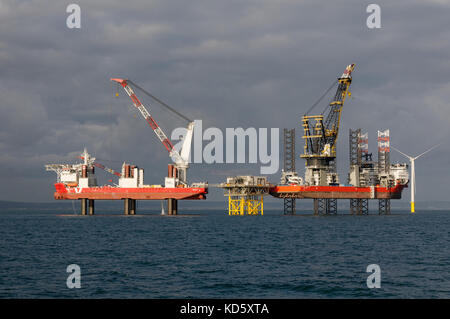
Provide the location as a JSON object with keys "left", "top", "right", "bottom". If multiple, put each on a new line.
{"left": 350, "top": 199, "right": 369, "bottom": 215}
{"left": 350, "top": 199, "right": 357, "bottom": 215}
{"left": 314, "top": 198, "right": 327, "bottom": 215}
{"left": 284, "top": 198, "right": 296, "bottom": 215}
{"left": 378, "top": 199, "right": 391, "bottom": 215}
{"left": 361, "top": 199, "right": 369, "bottom": 215}
{"left": 314, "top": 199, "right": 319, "bottom": 215}
{"left": 326, "top": 199, "right": 337, "bottom": 215}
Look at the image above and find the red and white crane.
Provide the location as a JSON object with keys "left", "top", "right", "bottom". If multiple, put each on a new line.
{"left": 78, "top": 155, "right": 122, "bottom": 177}
{"left": 111, "top": 78, "right": 194, "bottom": 185}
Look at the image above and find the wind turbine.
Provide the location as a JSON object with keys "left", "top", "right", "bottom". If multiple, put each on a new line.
{"left": 391, "top": 144, "right": 440, "bottom": 213}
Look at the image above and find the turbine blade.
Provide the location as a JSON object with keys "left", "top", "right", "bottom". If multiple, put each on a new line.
{"left": 391, "top": 146, "right": 412, "bottom": 159}
{"left": 414, "top": 143, "right": 441, "bottom": 159}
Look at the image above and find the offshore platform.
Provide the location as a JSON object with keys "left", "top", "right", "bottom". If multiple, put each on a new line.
{"left": 46, "top": 64, "right": 409, "bottom": 216}
{"left": 269, "top": 127, "right": 409, "bottom": 215}
{"left": 219, "top": 176, "right": 270, "bottom": 215}
{"left": 46, "top": 79, "right": 208, "bottom": 215}
{"left": 221, "top": 64, "right": 409, "bottom": 215}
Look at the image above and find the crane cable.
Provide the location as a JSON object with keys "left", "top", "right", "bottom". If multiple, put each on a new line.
{"left": 304, "top": 79, "right": 338, "bottom": 116}
{"left": 128, "top": 80, "right": 193, "bottom": 123}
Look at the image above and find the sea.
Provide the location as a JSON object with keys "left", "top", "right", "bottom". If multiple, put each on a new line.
{"left": 0, "top": 204, "right": 449, "bottom": 299}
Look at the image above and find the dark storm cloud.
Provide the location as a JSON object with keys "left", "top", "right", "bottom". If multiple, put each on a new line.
{"left": 0, "top": 0, "right": 449, "bottom": 201}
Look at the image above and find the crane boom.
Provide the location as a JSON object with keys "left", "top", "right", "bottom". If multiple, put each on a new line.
{"left": 111, "top": 78, "right": 184, "bottom": 165}
{"left": 300, "top": 64, "right": 355, "bottom": 186}
{"left": 78, "top": 156, "right": 122, "bottom": 177}
{"left": 322, "top": 64, "right": 355, "bottom": 149}
{"left": 92, "top": 162, "right": 122, "bottom": 177}
{"left": 127, "top": 80, "right": 192, "bottom": 123}
{"left": 111, "top": 78, "right": 195, "bottom": 184}
{"left": 301, "top": 64, "right": 355, "bottom": 159}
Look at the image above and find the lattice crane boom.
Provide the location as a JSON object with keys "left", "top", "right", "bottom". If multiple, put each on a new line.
{"left": 111, "top": 78, "right": 185, "bottom": 165}
{"left": 78, "top": 156, "right": 122, "bottom": 177}
{"left": 111, "top": 78, "right": 194, "bottom": 184}
{"left": 301, "top": 64, "right": 355, "bottom": 159}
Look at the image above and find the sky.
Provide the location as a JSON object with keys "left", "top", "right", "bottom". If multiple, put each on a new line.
{"left": 0, "top": 0, "right": 449, "bottom": 203}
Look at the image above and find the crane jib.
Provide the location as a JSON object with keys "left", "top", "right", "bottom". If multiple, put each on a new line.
{"left": 162, "top": 139, "right": 174, "bottom": 152}
{"left": 130, "top": 94, "right": 142, "bottom": 107}
{"left": 80, "top": 157, "right": 122, "bottom": 177}
{"left": 124, "top": 83, "right": 174, "bottom": 153}
{"left": 145, "top": 116, "right": 159, "bottom": 130}
{"left": 112, "top": 77, "right": 186, "bottom": 166}
{"left": 300, "top": 64, "right": 355, "bottom": 159}
{"left": 94, "top": 163, "right": 105, "bottom": 169}
{"left": 122, "top": 83, "right": 143, "bottom": 107}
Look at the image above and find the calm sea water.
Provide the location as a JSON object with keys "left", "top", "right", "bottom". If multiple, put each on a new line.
{"left": 0, "top": 207, "right": 449, "bottom": 298}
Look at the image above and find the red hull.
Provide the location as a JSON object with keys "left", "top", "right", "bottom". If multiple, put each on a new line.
{"left": 269, "top": 184, "right": 406, "bottom": 199}
{"left": 53, "top": 183, "right": 208, "bottom": 200}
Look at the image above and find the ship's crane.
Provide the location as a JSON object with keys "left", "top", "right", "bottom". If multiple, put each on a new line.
{"left": 302, "top": 64, "right": 355, "bottom": 159}
{"left": 78, "top": 156, "right": 122, "bottom": 177}
{"left": 301, "top": 64, "right": 355, "bottom": 186}
{"left": 111, "top": 78, "right": 194, "bottom": 185}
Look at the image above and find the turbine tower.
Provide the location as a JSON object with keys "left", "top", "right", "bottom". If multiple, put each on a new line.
{"left": 391, "top": 144, "right": 440, "bottom": 213}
